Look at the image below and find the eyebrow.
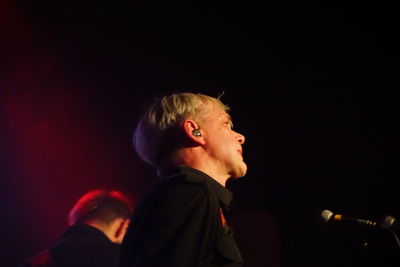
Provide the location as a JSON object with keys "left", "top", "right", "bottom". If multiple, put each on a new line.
{"left": 224, "top": 113, "right": 232, "bottom": 121}
{"left": 223, "top": 113, "right": 233, "bottom": 128}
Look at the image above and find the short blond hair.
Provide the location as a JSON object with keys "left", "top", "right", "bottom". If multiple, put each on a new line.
{"left": 132, "top": 92, "right": 228, "bottom": 167}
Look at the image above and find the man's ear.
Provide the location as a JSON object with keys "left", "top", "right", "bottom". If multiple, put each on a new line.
{"left": 114, "top": 218, "right": 130, "bottom": 244}
{"left": 183, "top": 119, "right": 205, "bottom": 145}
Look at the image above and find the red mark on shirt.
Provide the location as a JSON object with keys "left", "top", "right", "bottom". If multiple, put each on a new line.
{"left": 220, "top": 208, "right": 227, "bottom": 227}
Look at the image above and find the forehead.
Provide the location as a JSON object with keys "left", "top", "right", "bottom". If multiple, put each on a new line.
{"left": 201, "top": 101, "right": 231, "bottom": 121}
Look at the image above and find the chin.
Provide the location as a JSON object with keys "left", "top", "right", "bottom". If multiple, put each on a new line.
{"left": 231, "top": 163, "right": 247, "bottom": 179}
{"left": 240, "top": 162, "right": 248, "bottom": 175}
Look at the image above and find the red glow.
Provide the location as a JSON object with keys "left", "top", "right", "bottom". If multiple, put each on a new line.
{"left": 1, "top": 52, "right": 130, "bottom": 264}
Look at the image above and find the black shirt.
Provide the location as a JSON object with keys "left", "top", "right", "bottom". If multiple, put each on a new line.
{"left": 21, "top": 223, "right": 121, "bottom": 267}
{"left": 120, "top": 166, "right": 243, "bottom": 267}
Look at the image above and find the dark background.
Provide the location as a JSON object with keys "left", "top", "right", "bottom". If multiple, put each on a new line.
{"left": 1, "top": 2, "right": 399, "bottom": 266}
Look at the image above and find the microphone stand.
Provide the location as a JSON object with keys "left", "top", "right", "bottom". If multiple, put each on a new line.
{"left": 370, "top": 217, "right": 400, "bottom": 267}
{"left": 321, "top": 211, "right": 400, "bottom": 266}
{"left": 386, "top": 227, "right": 400, "bottom": 253}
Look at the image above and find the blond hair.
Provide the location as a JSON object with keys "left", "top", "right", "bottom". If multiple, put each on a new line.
{"left": 132, "top": 92, "right": 228, "bottom": 167}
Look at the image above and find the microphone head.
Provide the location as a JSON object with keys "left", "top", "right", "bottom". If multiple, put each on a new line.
{"left": 320, "top": 209, "right": 334, "bottom": 223}
{"left": 381, "top": 215, "right": 396, "bottom": 228}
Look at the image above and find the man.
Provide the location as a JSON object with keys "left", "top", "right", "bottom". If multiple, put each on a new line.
{"left": 120, "top": 92, "right": 247, "bottom": 267}
{"left": 21, "top": 189, "right": 134, "bottom": 267}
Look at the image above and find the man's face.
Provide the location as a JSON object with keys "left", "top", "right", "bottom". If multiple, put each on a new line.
{"left": 200, "top": 103, "right": 247, "bottom": 179}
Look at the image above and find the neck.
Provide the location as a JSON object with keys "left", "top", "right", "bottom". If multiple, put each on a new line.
{"left": 164, "top": 148, "right": 230, "bottom": 186}
{"left": 85, "top": 220, "right": 121, "bottom": 244}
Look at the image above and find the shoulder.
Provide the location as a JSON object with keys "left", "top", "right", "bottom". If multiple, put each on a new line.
{"left": 154, "top": 176, "right": 210, "bottom": 206}
{"left": 135, "top": 173, "right": 218, "bottom": 217}
{"left": 159, "top": 171, "right": 218, "bottom": 201}
{"left": 20, "top": 250, "right": 51, "bottom": 267}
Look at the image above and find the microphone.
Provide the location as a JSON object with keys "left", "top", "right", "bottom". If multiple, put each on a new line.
{"left": 381, "top": 215, "right": 396, "bottom": 229}
{"left": 321, "top": 210, "right": 400, "bottom": 250}
{"left": 321, "top": 209, "right": 378, "bottom": 227}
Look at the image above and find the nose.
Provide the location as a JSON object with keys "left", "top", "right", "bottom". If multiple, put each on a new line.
{"left": 237, "top": 132, "right": 245, "bottom": 145}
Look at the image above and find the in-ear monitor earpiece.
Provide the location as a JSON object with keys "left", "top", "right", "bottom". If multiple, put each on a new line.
{"left": 192, "top": 129, "right": 202, "bottom": 137}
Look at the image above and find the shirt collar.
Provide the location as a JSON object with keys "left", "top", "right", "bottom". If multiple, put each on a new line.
{"left": 159, "top": 166, "right": 233, "bottom": 208}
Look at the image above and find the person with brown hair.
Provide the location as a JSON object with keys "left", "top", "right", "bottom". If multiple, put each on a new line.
{"left": 21, "top": 189, "right": 134, "bottom": 267}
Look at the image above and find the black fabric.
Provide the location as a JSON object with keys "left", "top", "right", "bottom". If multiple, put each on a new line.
{"left": 120, "top": 166, "right": 243, "bottom": 267}
{"left": 21, "top": 224, "right": 121, "bottom": 267}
